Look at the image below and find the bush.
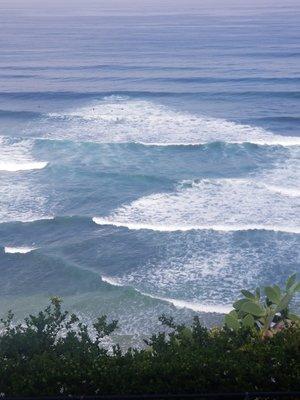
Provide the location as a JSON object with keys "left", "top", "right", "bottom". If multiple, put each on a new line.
{"left": 0, "top": 281, "right": 299, "bottom": 395}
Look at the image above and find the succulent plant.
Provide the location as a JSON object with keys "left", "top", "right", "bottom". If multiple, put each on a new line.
{"left": 224, "top": 273, "right": 300, "bottom": 337}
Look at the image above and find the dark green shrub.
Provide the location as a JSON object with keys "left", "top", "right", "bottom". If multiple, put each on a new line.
{"left": 0, "top": 280, "right": 299, "bottom": 396}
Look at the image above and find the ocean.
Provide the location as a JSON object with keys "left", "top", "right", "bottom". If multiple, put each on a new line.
{"left": 0, "top": 0, "right": 299, "bottom": 340}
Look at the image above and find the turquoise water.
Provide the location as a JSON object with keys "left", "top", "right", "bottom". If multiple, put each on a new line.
{"left": 0, "top": 0, "right": 299, "bottom": 338}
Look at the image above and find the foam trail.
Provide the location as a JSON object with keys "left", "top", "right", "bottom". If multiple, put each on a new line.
{"left": 93, "top": 219, "right": 300, "bottom": 234}
{"left": 0, "top": 161, "right": 48, "bottom": 172}
{"left": 13, "top": 216, "right": 55, "bottom": 223}
{"left": 101, "top": 276, "right": 231, "bottom": 314}
{"left": 140, "top": 139, "right": 300, "bottom": 147}
{"left": 4, "top": 246, "right": 36, "bottom": 254}
{"left": 102, "top": 275, "right": 124, "bottom": 287}
{"left": 0, "top": 215, "right": 54, "bottom": 225}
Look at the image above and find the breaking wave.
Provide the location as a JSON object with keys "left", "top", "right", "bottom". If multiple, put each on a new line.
{"left": 0, "top": 137, "right": 48, "bottom": 172}
{"left": 42, "top": 97, "right": 300, "bottom": 146}
{"left": 0, "top": 161, "right": 48, "bottom": 172}
{"left": 93, "top": 170, "right": 300, "bottom": 235}
{"left": 4, "top": 246, "right": 36, "bottom": 254}
{"left": 93, "top": 218, "right": 300, "bottom": 234}
{"left": 101, "top": 275, "right": 232, "bottom": 314}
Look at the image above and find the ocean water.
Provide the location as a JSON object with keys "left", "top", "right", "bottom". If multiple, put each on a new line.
{"left": 0, "top": 0, "right": 299, "bottom": 339}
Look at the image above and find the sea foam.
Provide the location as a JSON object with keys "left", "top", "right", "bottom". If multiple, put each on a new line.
{"left": 0, "top": 161, "right": 48, "bottom": 172}
{"left": 0, "top": 137, "right": 48, "bottom": 172}
{"left": 94, "top": 218, "right": 300, "bottom": 234}
{"left": 47, "top": 97, "right": 300, "bottom": 147}
{"left": 4, "top": 246, "right": 36, "bottom": 254}
{"left": 93, "top": 175, "right": 300, "bottom": 234}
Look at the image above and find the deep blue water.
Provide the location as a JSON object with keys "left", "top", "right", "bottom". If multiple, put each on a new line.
{"left": 0, "top": 0, "right": 299, "bottom": 338}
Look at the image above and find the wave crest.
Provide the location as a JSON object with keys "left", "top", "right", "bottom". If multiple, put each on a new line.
{"left": 0, "top": 137, "right": 48, "bottom": 172}
{"left": 101, "top": 276, "right": 232, "bottom": 314}
{"left": 93, "top": 218, "right": 299, "bottom": 234}
{"left": 0, "top": 161, "right": 48, "bottom": 172}
{"left": 4, "top": 246, "right": 36, "bottom": 254}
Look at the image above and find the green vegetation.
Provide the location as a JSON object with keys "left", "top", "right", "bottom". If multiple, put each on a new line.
{"left": 0, "top": 276, "right": 299, "bottom": 396}
{"left": 224, "top": 273, "right": 300, "bottom": 337}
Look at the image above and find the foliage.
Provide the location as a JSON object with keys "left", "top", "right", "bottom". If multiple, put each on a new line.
{"left": 224, "top": 274, "right": 300, "bottom": 337}
{"left": 0, "top": 282, "right": 299, "bottom": 395}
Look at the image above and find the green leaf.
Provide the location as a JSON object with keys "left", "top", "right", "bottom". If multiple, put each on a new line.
{"left": 241, "top": 301, "right": 265, "bottom": 317}
{"left": 241, "top": 290, "right": 256, "bottom": 300}
{"left": 233, "top": 299, "right": 248, "bottom": 311}
{"left": 273, "top": 285, "right": 281, "bottom": 297}
{"left": 265, "top": 286, "right": 281, "bottom": 304}
{"left": 242, "top": 314, "right": 255, "bottom": 328}
{"left": 276, "top": 292, "right": 293, "bottom": 312}
{"left": 225, "top": 314, "right": 240, "bottom": 331}
{"left": 286, "top": 273, "right": 297, "bottom": 290}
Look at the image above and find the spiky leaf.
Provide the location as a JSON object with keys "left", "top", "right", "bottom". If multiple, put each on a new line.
{"left": 241, "top": 301, "right": 265, "bottom": 317}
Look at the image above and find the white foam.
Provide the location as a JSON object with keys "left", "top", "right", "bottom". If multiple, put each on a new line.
{"left": 13, "top": 216, "right": 54, "bottom": 223}
{"left": 0, "top": 137, "right": 51, "bottom": 223}
{"left": 104, "top": 226, "right": 300, "bottom": 310}
{"left": 0, "top": 137, "right": 48, "bottom": 172}
{"left": 4, "top": 246, "right": 36, "bottom": 254}
{"left": 0, "top": 161, "right": 48, "bottom": 172}
{"left": 47, "top": 98, "right": 300, "bottom": 146}
{"left": 265, "top": 185, "right": 300, "bottom": 198}
{"left": 260, "top": 149, "right": 300, "bottom": 198}
{"left": 93, "top": 217, "right": 299, "bottom": 234}
{"left": 101, "top": 275, "right": 231, "bottom": 314}
{"left": 151, "top": 296, "right": 232, "bottom": 314}
{"left": 102, "top": 275, "right": 123, "bottom": 286}
{"left": 93, "top": 174, "right": 300, "bottom": 234}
